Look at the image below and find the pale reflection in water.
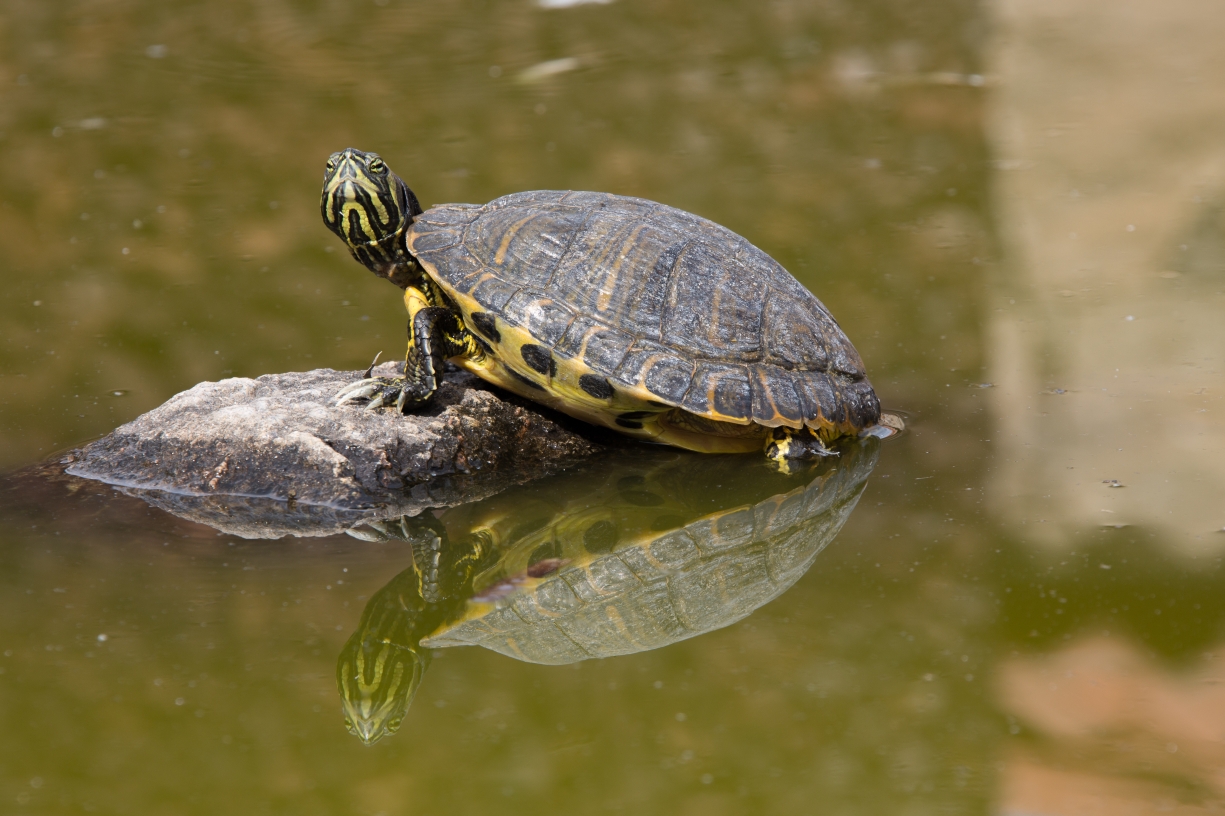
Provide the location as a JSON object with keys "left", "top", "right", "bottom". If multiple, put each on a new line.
{"left": 986, "top": 0, "right": 1225, "bottom": 548}
{"left": 999, "top": 638, "right": 1225, "bottom": 816}
{"left": 337, "top": 441, "right": 878, "bottom": 743}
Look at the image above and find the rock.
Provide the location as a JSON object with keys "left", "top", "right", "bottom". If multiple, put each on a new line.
{"left": 64, "top": 363, "right": 610, "bottom": 538}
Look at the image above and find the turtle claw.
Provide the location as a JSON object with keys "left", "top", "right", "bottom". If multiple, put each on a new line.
{"left": 336, "top": 380, "right": 381, "bottom": 405}
{"left": 336, "top": 375, "right": 415, "bottom": 413}
{"left": 364, "top": 351, "right": 383, "bottom": 379}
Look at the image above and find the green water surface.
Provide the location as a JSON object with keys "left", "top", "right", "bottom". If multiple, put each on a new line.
{"left": 2, "top": 1, "right": 1224, "bottom": 814}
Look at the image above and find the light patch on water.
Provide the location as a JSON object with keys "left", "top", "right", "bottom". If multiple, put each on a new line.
{"left": 537, "top": 0, "right": 613, "bottom": 8}
{"left": 518, "top": 57, "right": 581, "bottom": 83}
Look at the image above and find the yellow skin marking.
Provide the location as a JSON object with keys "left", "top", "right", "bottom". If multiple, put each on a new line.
{"left": 337, "top": 644, "right": 409, "bottom": 735}
{"left": 403, "top": 286, "right": 430, "bottom": 321}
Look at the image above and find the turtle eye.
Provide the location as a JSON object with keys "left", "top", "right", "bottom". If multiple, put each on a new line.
{"left": 325, "top": 158, "right": 337, "bottom": 172}
{"left": 369, "top": 158, "right": 386, "bottom": 174}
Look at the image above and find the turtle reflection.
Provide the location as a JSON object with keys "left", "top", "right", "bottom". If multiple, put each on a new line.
{"left": 337, "top": 439, "right": 880, "bottom": 743}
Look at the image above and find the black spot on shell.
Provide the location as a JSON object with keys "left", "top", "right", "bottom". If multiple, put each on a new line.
{"left": 527, "top": 540, "right": 560, "bottom": 566}
{"left": 620, "top": 488, "right": 665, "bottom": 506}
{"left": 583, "top": 520, "right": 618, "bottom": 553}
{"left": 520, "top": 344, "right": 556, "bottom": 377}
{"left": 470, "top": 312, "right": 500, "bottom": 343}
{"left": 615, "top": 418, "right": 644, "bottom": 429}
{"left": 508, "top": 368, "right": 546, "bottom": 391}
{"left": 579, "top": 374, "right": 614, "bottom": 400}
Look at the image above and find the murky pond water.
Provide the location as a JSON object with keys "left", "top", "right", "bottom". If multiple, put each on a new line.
{"left": 2, "top": 0, "right": 1224, "bottom": 813}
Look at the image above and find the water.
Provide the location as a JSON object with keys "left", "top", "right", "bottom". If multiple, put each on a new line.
{"left": 2, "top": 0, "right": 1223, "bottom": 813}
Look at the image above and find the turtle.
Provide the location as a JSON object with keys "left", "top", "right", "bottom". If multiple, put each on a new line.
{"left": 336, "top": 439, "right": 879, "bottom": 743}
{"left": 321, "top": 148, "right": 895, "bottom": 464}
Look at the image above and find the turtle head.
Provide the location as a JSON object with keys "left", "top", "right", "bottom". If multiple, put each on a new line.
{"left": 336, "top": 632, "right": 430, "bottom": 745}
{"left": 321, "top": 148, "right": 424, "bottom": 288}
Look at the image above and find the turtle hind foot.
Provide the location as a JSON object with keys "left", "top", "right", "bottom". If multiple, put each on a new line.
{"left": 764, "top": 427, "right": 839, "bottom": 473}
{"left": 335, "top": 376, "right": 425, "bottom": 413}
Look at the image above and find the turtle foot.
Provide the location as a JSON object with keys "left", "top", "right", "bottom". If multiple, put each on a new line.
{"left": 764, "top": 428, "right": 839, "bottom": 473}
{"left": 335, "top": 376, "right": 413, "bottom": 412}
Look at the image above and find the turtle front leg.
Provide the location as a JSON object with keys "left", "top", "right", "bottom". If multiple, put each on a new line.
{"left": 337, "top": 286, "right": 478, "bottom": 413}
{"left": 764, "top": 426, "right": 839, "bottom": 470}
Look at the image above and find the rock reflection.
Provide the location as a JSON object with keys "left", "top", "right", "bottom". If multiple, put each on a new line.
{"left": 337, "top": 440, "right": 879, "bottom": 744}
{"left": 998, "top": 636, "right": 1225, "bottom": 814}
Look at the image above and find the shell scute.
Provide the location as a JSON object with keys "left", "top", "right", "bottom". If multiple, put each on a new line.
{"left": 830, "top": 343, "right": 866, "bottom": 379}
{"left": 561, "top": 191, "right": 657, "bottom": 218}
{"left": 409, "top": 227, "right": 461, "bottom": 253}
{"left": 638, "top": 530, "right": 701, "bottom": 571}
{"left": 762, "top": 293, "right": 833, "bottom": 372}
{"left": 465, "top": 203, "right": 585, "bottom": 289}
{"left": 843, "top": 380, "right": 883, "bottom": 429}
{"left": 554, "top": 315, "right": 634, "bottom": 375}
{"left": 682, "top": 362, "right": 753, "bottom": 422}
{"left": 548, "top": 216, "right": 683, "bottom": 340}
{"left": 485, "top": 190, "right": 569, "bottom": 210}
{"left": 648, "top": 208, "right": 736, "bottom": 252}
{"left": 414, "top": 243, "right": 482, "bottom": 287}
{"left": 662, "top": 241, "right": 766, "bottom": 361}
{"left": 704, "top": 507, "right": 758, "bottom": 551}
{"left": 750, "top": 366, "right": 805, "bottom": 427}
{"left": 516, "top": 574, "right": 581, "bottom": 618}
{"left": 469, "top": 275, "right": 520, "bottom": 313}
{"left": 413, "top": 203, "right": 482, "bottom": 226}
{"left": 669, "top": 558, "right": 768, "bottom": 630}
{"left": 613, "top": 339, "right": 695, "bottom": 402}
{"left": 756, "top": 492, "right": 808, "bottom": 539}
{"left": 574, "top": 556, "right": 640, "bottom": 598}
{"left": 501, "top": 290, "right": 576, "bottom": 348}
{"left": 793, "top": 374, "right": 837, "bottom": 428}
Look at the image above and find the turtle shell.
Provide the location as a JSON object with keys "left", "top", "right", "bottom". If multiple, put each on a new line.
{"left": 406, "top": 191, "right": 880, "bottom": 433}
{"left": 419, "top": 438, "right": 878, "bottom": 663}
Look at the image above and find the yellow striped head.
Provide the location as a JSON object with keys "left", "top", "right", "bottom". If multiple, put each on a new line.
{"left": 321, "top": 148, "right": 423, "bottom": 281}
{"left": 336, "top": 631, "right": 428, "bottom": 745}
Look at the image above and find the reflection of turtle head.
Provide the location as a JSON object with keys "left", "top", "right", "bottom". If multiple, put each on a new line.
{"left": 320, "top": 148, "right": 423, "bottom": 286}
{"left": 335, "top": 522, "right": 491, "bottom": 744}
{"left": 336, "top": 630, "right": 429, "bottom": 745}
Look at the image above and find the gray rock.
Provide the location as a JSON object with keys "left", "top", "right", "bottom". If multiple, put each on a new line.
{"left": 65, "top": 363, "right": 609, "bottom": 538}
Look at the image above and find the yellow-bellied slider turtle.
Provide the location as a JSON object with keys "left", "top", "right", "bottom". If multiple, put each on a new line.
{"left": 336, "top": 441, "right": 878, "bottom": 743}
{"left": 321, "top": 149, "right": 897, "bottom": 464}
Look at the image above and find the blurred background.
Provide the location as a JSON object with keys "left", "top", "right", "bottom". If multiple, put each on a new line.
{"left": 1, "top": 0, "right": 1223, "bottom": 814}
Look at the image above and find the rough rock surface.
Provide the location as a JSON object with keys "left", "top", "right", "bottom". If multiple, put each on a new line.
{"left": 65, "top": 363, "right": 609, "bottom": 537}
